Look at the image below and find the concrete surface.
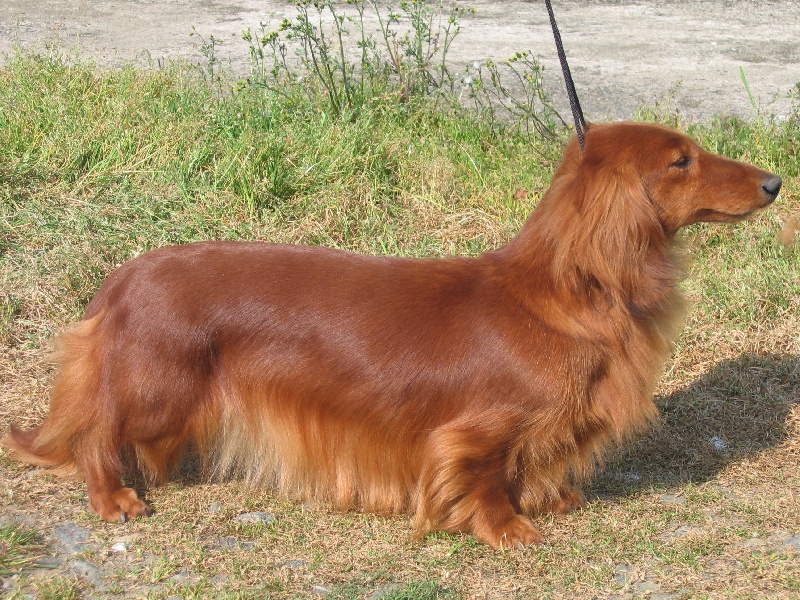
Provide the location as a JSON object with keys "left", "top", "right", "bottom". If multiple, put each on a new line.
{"left": 1, "top": 0, "right": 799, "bottom": 121}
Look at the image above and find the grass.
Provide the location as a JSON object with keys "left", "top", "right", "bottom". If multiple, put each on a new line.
{"left": 0, "top": 523, "right": 43, "bottom": 575}
{"left": 0, "top": 15, "right": 799, "bottom": 599}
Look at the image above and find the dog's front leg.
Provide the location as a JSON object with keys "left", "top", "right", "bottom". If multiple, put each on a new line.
{"left": 413, "top": 418, "right": 543, "bottom": 549}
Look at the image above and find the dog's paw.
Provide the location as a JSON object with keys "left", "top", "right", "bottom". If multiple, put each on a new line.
{"left": 474, "top": 514, "right": 544, "bottom": 550}
{"left": 91, "top": 487, "right": 153, "bottom": 523}
{"left": 499, "top": 515, "right": 544, "bottom": 549}
{"left": 546, "top": 488, "right": 586, "bottom": 515}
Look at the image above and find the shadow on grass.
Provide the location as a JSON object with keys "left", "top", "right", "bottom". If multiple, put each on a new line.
{"left": 590, "top": 352, "right": 800, "bottom": 499}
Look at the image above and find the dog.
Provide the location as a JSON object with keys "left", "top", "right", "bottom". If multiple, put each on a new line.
{"left": 2, "top": 122, "right": 781, "bottom": 548}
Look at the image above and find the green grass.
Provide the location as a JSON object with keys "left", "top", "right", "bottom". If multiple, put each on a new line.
{"left": 32, "top": 577, "right": 82, "bottom": 600}
{"left": 327, "top": 579, "right": 456, "bottom": 599}
{"left": 1, "top": 53, "right": 796, "bottom": 348}
{"left": 0, "top": 523, "right": 42, "bottom": 575}
{"left": 0, "top": 51, "right": 562, "bottom": 348}
{"left": 0, "top": 28, "right": 798, "bottom": 600}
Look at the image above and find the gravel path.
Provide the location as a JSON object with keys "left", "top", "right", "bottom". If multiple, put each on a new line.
{"left": 1, "top": 0, "right": 799, "bottom": 120}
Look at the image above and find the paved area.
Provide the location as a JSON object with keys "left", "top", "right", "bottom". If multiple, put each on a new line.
{"left": 1, "top": 0, "right": 799, "bottom": 120}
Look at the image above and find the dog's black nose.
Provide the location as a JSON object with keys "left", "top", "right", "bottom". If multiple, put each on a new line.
{"left": 761, "top": 174, "right": 782, "bottom": 201}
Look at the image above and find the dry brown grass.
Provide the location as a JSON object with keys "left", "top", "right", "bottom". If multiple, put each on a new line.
{"left": 2, "top": 224, "right": 798, "bottom": 599}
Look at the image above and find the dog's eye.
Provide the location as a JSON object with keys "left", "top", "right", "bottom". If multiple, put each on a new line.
{"left": 671, "top": 155, "right": 692, "bottom": 169}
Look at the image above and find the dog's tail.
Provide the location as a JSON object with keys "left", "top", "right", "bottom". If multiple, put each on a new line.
{"left": 1, "top": 314, "right": 106, "bottom": 478}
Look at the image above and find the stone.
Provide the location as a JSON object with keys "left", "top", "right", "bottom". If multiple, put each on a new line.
{"left": 68, "top": 560, "right": 105, "bottom": 586}
{"left": 613, "top": 563, "right": 634, "bottom": 586}
{"left": 110, "top": 542, "right": 127, "bottom": 554}
{"left": 52, "top": 523, "right": 92, "bottom": 554}
{"left": 233, "top": 512, "right": 275, "bottom": 525}
{"left": 282, "top": 559, "right": 307, "bottom": 568}
{"left": 783, "top": 536, "right": 800, "bottom": 551}
{"left": 367, "top": 583, "right": 405, "bottom": 599}
{"left": 659, "top": 524, "right": 703, "bottom": 542}
{"left": 216, "top": 536, "right": 256, "bottom": 551}
{"left": 709, "top": 436, "right": 728, "bottom": 452}
{"left": 658, "top": 494, "right": 686, "bottom": 505}
{"left": 171, "top": 569, "right": 201, "bottom": 585}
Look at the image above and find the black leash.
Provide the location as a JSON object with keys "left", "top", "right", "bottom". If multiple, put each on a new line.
{"left": 544, "top": 0, "right": 587, "bottom": 150}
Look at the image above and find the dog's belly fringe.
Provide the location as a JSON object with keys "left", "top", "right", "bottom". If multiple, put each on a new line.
{"left": 199, "top": 390, "right": 415, "bottom": 515}
{"left": 133, "top": 314, "right": 668, "bottom": 529}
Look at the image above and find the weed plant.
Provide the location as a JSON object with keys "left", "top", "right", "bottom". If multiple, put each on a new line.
{"left": 238, "top": 0, "right": 563, "bottom": 136}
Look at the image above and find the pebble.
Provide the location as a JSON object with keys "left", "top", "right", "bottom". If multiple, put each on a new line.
{"left": 783, "top": 536, "right": 800, "bottom": 551}
{"left": 615, "top": 566, "right": 676, "bottom": 599}
{"left": 312, "top": 585, "right": 331, "bottom": 595}
{"left": 659, "top": 525, "right": 703, "bottom": 542}
{"left": 171, "top": 570, "right": 201, "bottom": 585}
{"left": 33, "top": 556, "right": 64, "bottom": 568}
{"left": 658, "top": 494, "right": 686, "bottom": 505}
{"left": 208, "top": 501, "right": 222, "bottom": 514}
{"left": 367, "top": 583, "right": 405, "bottom": 599}
{"left": 613, "top": 563, "right": 635, "bottom": 586}
{"left": 216, "top": 536, "right": 256, "bottom": 551}
{"left": 110, "top": 542, "right": 128, "bottom": 554}
{"left": 282, "top": 559, "right": 307, "bottom": 568}
{"left": 233, "top": 511, "right": 275, "bottom": 525}
{"left": 633, "top": 580, "right": 662, "bottom": 594}
{"left": 68, "top": 559, "right": 105, "bottom": 587}
{"left": 0, "top": 512, "right": 38, "bottom": 529}
{"left": 742, "top": 533, "right": 800, "bottom": 552}
{"left": 709, "top": 436, "right": 728, "bottom": 452}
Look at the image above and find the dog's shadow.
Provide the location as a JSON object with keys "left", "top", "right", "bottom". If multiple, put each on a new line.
{"left": 589, "top": 352, "right": 799, "bottom": 498}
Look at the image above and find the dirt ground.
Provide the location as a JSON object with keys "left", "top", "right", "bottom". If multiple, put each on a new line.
{"left": 1, "top": 0, "right": 799, "bottom": 121}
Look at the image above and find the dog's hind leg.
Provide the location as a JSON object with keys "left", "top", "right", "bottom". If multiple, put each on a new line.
{"left": 3, "top": 315, "right": 153, "bottom": 522}
{"left": 79, "top": 436, "right": 153, "bottom": 523}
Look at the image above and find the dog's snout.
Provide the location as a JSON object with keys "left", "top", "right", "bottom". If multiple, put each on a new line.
{"left": 761, "top": 174, "right": 782, "bottom": 201}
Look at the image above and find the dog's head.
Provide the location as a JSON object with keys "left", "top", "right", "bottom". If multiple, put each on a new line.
{"left": 576, "top": 122, "right": 781, "bottom": 235}
{"left": 534, "top": 122, "right": 781, "bottom": 311}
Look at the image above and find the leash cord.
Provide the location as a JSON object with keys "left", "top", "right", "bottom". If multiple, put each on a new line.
{"left": 544, "top": 0, "right": 586, "bottom": 150}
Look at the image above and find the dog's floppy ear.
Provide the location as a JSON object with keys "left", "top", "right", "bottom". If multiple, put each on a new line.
{"left": 553, "top": 160, "right": 675, "bottom": 312}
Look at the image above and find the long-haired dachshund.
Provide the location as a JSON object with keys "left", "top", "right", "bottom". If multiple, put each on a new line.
{"left": 2, "top": 123, "right": 781, "bottom": 548}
